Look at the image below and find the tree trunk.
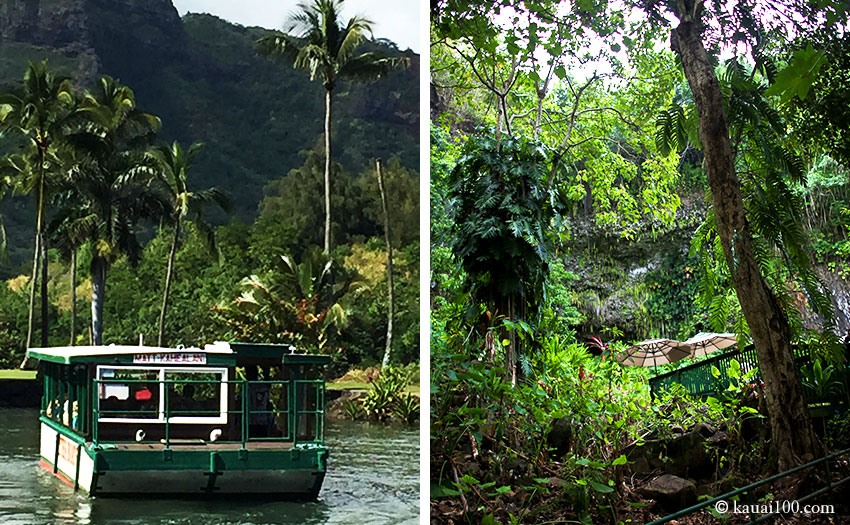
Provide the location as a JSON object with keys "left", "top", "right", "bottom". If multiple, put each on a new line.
{"left": 24, "top": 231, "right": 40, "bottom": 349}
{"left": 671, "top": 20, "right": 820, "bottom": 470}
{"left": 91, "top": 256, "right": 107, "bottom": 345}
{"left": 40, "top": 233, "right": 48, "bottom": 347}
{"left": 69, "top": 248, "right": 76, "bottom": 346}
{"left": 20, "top": 150, "right": 45, "bottom": 368}
{"left": 158, "top": 221, "right": 181, "bottom": 347}
{"left": 508, "top": 294, "right": 516, "bottom": 387}
{"left": 376, "top": 159, "right": 394, "bottom": 368}
{"left": 323, "top": 87, "right": 333, "bottom": 254}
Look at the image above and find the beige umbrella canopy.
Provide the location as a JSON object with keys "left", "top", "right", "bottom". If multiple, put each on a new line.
{"left": 618, "top": 338, "right": 693, "bottom": 367}
{"left": 682, "top": 332, "right": 737, "bottom": 358}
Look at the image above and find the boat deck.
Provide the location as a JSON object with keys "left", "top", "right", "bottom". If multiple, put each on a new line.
{"left": 111, "top": 441, "right": 296, "bottom": 451}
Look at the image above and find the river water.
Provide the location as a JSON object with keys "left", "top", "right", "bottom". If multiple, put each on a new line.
{"left": 0, "top": 408, "right": 419, "bottom": 524}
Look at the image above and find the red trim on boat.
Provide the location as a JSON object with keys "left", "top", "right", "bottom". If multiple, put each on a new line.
{"left": 39, "top": 458, "right": 75, "bottom": 488}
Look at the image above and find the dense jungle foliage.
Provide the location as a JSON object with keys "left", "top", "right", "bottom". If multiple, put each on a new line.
{"left": 431, "top": 0, "right": 850, "bottom": 522}
{"left": 0, "top": 0, "right": 419, "bottom": 377}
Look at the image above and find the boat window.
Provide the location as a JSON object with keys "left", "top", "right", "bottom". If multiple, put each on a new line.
{"left": 44, "top": 363, "right": 86, "bottom": 433}
{"left": 97, "top": 368, "right": 161, "bottom": 420}
{"left": 95, "top": 366, "right": 228, "bottom": 423}
{"left": 164, "top": 369, "right": 227, "bottom": 422}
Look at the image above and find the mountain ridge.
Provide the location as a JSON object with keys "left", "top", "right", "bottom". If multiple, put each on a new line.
{"left": 0, "top": 0, "right": 419, "bottom": 275}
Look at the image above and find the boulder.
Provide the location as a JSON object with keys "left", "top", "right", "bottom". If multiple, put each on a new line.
{"left": 706, "top": 430, "right": 729, "bottom": 448}
{"left": 696, "top": 422, "right": 716, "bottom": 437}
{"left": 640, "top": 474, "right": 697, "bottom": 511}
{"left": 665, "top": 431, "right": 713, "bottom": 478}
{"left": 324, "top": 390, "right": 367, "bottom": 420}
{"left": 547, "top": 417, "right": 574, "bottom": 458}
{"left": 626, "top": 439, "right": 666, "bottom": 475}
{"left": 626, "top": 430, "right": 714, "bottom": 478}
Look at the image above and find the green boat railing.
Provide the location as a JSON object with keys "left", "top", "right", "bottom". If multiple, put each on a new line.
{"left": 648, "top": 447, "right": 850, "bottom": 524}
{"left": 89, "top": 378, "right": 324, "bottom": 448}
{"left": 649, "top": 346, "right": 850, "bottom": 412}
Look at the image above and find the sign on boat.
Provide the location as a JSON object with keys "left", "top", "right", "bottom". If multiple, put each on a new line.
{"left": 26, "top": 341, "right": 330, "bottom": 498}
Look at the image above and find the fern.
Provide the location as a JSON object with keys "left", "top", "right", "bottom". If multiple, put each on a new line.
{"left": 708, "top": 293, "right": 730, "bottom": 332}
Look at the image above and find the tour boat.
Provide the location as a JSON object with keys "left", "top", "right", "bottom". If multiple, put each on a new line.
{"left": 26, "top": 341, "right": 329, "bottom": 498}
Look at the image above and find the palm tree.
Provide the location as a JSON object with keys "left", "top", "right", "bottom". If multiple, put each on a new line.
{"left": 60, "top": 76, "right": 166, "bottom": 344}
{"left": 0, "top": 61, "right": 74, "bottom": 358}
{"left": 47, "top": 165, "right": 89, "bottom": 347}
{"left": 257, "top": 0, "right": 409, "bottom": 253}
{"left": 149, "top": 141, "right": 230, "bottom": 346}
{"left": 216, "top": 247, "right": 363, "bottom": 352}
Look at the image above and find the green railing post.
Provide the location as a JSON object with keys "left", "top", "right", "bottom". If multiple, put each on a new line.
{"left": 241, "top": 378, "right": 248, "bottom": 447}
{"left": 92, "top": 380, "right": 98, "bottom": 445}
{"left": 292, "top": 368, "right": 300, "bottom": 445}
{"left": 58, "top": 368, "right": 65, "bottom": 425}
{"left": 164, "top": 382, "right": 170, "bottom": 449}
{"left": 318, "top": 382, "right": 324, "bottom": 441}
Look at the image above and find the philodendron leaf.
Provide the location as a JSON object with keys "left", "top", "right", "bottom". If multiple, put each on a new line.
{"left": 431, "top": 482, "right": 462, "bottom": 498}
{"left": 481, "top": 514, "right": 499, "bottom": 525}
{"left": 458, "top": 474, "right": 480, "bottom": 485}
{"left": 590, "top": 480, "right": 615, "bottom": 493}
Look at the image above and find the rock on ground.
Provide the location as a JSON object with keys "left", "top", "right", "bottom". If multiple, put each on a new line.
{"left": 640, "top": 474, "right": 697, "bottom": 512}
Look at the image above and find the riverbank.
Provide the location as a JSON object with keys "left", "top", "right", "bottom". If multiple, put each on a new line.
{"left": 0, "top": 374, "right": 40, "bottom": 407}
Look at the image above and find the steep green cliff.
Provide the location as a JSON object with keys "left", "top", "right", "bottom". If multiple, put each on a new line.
{"left": 0, "top": 0, "right": 418, "bottom": 273}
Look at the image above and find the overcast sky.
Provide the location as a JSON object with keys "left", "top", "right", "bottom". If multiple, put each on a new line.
{"left": 172, "top": 0, "right": 420, "bottom": 53}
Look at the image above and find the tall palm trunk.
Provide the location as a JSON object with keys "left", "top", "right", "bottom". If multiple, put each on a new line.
{"left": 672, "top": 20, "right": 820, "bottom": 471}
{"left": 91, "top": 255, "right": 107, "bottom": 345}
{"left": 158, "top": 221, "right": 181, "bottom": 347}
{"left": 376, "top": 159, "right": 394, "bottom": 368}
{"left": 40, "top": 234, "right": 48, "bottom": 346}
{"left": 69, "top": 248, "right": 76, "bottom": 346}
{"left": 323, "top": 86, "right": 332, "bottom": 254}
{"left": 21, "top": 149, "right": 45, "bottom": 368}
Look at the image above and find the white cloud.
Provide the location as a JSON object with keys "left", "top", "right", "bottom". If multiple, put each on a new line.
{"left": 172, "top": 0, "right": 420, "bottom": 52}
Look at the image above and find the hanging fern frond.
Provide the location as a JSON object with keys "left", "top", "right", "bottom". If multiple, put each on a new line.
{"left": 655, "top": 103, "right": 690, "bottom": 156}
{"left": 708, "top": 293, "right": 730, "bottom": 332}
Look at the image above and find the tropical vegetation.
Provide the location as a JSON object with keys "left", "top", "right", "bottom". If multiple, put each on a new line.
{"left": 0, "top": 2, "right": 418, "bottom": 381}
{"left": 257, "top": 0, "right": 410, "bottom": 253}
{"left": 431, "top": 0, "right": 850, "bottom": 521}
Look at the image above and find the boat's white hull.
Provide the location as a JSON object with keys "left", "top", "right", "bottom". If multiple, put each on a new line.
{"left": 39, "top": 422, "right": 325, "bottom": 497}
{"left": 39, "top": 422, "right": 95, "bottom": 493}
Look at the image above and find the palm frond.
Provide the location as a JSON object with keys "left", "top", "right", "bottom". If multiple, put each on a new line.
{"left": 256, "top": 33, "right": 304, "bottom": 63}
{"left": 338, "top": 53, "right": 409, "bottom": 82}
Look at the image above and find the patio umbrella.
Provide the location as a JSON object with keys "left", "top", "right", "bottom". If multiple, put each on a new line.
{"left": 618, "top": 338, "right": 693, "bottom": 367}
{"left": 682, "top": 332, "right": 737, "bottom": 358}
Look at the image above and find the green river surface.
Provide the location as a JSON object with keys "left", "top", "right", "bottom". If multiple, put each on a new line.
{"left": 0, "top": 408, "right": 419, "bottom": 524}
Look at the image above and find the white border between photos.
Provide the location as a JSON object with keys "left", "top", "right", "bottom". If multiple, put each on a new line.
{"left": 419, "top": 0, "right": 430, "bottom": 520}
